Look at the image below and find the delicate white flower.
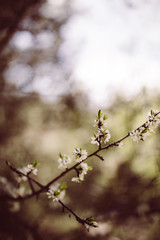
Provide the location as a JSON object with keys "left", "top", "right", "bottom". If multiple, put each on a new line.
{"left": 103, "top": 129, "right": 111, "bottom": 143}
{"left": 84, "top": 217, "right": 98, "bottom": 229}
{"left": 72, "top": 148, "right": 88, "bottom": 163}
{"left": 46, "top": 183, "right": 65, "bottom": 202}
{"left": 91, "top": 136, "right": 98, "bottom": 145}
{"left": 71, "top": 163, "right": 92, "bottom": 183}
{"left": 130, "top": 110, "right": 160, "bottom": 143}
{"left": 146, "top": 110, "right": 158, "bottom": 120}
{"left": 93, "top": 117, "right": 108, "bottom": 129}
{"left": 92, "top": 221, "right": 98, "bottom": 227}
{"left": 130, "top": 126, "right": 150, "bottom": 142}
{"left": 84, "top": 223, "right": 90, "bottom": 231}
{"left": 139, "top": 126, "right": 145, "bottom": 132}
{"left": 79, "top": 163, "right": 88, "bottom": 180}
{"left": 91, "top": 128, "right": 111, "bottom": 145}
{"left": 130, "top": 130, "right": 142, "bottom": 142}
{"left": 27, "top": 164, "right": 38, "bottom": 175}
{"left": 148, "top": 118, "right": 160, "bottom": 131}
{"left": 146, "top": 110, "right": 160, "bottom": 129}
{"left": 80, "top": 162, "right": 88, "bottom": 172}
{"left": 18, "top": 166, "right": 28, "bottom": 175}
{"left": 71, "top": 177, "right": 80, "bottom": 183}
{"left": 18, "top": 164, "right": 38, "bottom": 176}
{"left": 47, "top": 187, "right": 59, "bottom": 202}
{"left": 32, "top": 168, "right": 38, "bottom": 175}
{"left": 92, "top": 110, "right": 111, "bottom": 146}
{"left": 91, "top": 135, "right": 100, "bottom": 145}
{"left": 58, "top": 153, "right": 71, "bottom": 169}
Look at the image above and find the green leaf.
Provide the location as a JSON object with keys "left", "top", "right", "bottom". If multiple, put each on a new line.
{"left": 31, "top": 160, "right": 39, "bottom": 167}
{"left": 85, "top": 216, "right": 98, "bottom": 228}
{"left": 98, "top": 109, "right": 102, "bottom": 119}
{"left": 54, "top": 190, "right": 60, "bottom": 196}
{"left": 142, "top": 127, "right": 149, "bottom": 133}
{"left": 59, "top": 182, "right": 67, "bottom": 191}
{"left": 88, "top": 166, "right": 93, "bottom": 171}
{"left": 103, "top": 114, "right": 107, "bottom": 120}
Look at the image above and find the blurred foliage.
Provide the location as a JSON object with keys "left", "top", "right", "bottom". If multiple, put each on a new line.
{"left": 0, "top": 0, "right": 160, "bottom": 240}
{"left": 1, "top": 88, "right": 160, "bottom": 240}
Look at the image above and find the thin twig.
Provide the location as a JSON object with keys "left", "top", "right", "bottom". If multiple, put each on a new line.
{"left": 6, "top": 161, "right": 44, "bottom": 188}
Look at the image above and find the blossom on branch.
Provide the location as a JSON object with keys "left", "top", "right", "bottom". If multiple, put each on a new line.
{"left": 18, "top": 163, "right": 38, "bottom": 177}
{"left": 91, "top": 132, "right": 101, "bottom": 145}
{"left": 46, "top": 183, "right": 66, "bottom": 202}
{"left": 72, "top": 148, "right": 88, "bottom": 163}
{"left": 58, "top": 153, "right": 71, "bottom": 169}
{"left": 130, "top": 129, "right": 143, "bottom": 142}
{"left": 84, "top": 216, "right": 98, "bottom": 231}
{"left": 91, "top": 110, "right": 111, "bottom": 146}
{"left": 71, "top": 162, "right": 92, "bottom": 183}
{"left": 146, "top": 110, "right": 160, "bottom": 131}
{"left": 93, "top": 116, "right": 107, "bottom": 128}
{"left": 130, "top": 110, "right": 160, "bottom": 142}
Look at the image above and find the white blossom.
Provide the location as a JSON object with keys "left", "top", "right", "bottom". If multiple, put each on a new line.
{"left": 91, "top": 128, "right": 111, "bottom": 145}
{"left": 27, "top": 164, "right": 38, "bottom": 175}
{"left": 103, "top": 129, "right": 111, "bottom": 143}
{"left": 79, "top": 163, "right": 88, "bottom": 176}
{"left": 146, "top": 110, "right": 160, "bottom": 129}
{"left": 91, "top": 110, "right": 111, "bottom": 146}
{"left": 93, "top": 117, "right": 107, "bottom": 128}
{"left": 71, "top": 162, "right": 92, "bottom": 183}
{"left": 58, "top": 153, "right": 71, "bottom": 169}
{"left": 91, "top": 134, "right": 100, "bottom": 145}
{"left": 146, "top": 110, "right": 159, "bottom": 120}
{"left": 18, "top": 164, "right": 38, "bottom": 177}
{"left": 84, "top": 223, "right": 90, "bottom": 231}
{"left": 72, "top": 148, "right": 88, "bottom": 163}
{"left": 71, "top": 177, "right": 80, "bottom": 183}
{"left": 84, "top": 217, "right": 98, "bottom": 229}
{"left": 130, "top": 130, "right": 142, "bottom": 142}
{"left": 46, "top": 183, "right": 65, "bottom": 202}
{"left": 130, "top": 110, "right": 160, "bottom": 142}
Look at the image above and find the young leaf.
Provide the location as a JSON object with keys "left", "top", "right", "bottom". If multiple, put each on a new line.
{"left": 59, "top": 182, "right": 67, "bottom": 191}
{"left": 31, "top": 160, "right": 39, "bottom": 167}
{"left": 98, "top": 109, "right": 102, "bottom": 119}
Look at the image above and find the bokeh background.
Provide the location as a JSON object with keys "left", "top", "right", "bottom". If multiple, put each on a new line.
{"left": 0, "top": 0, "right": 160, "bottom": 239}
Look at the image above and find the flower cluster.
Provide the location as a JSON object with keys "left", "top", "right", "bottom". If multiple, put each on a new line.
{"left": 146, "top": 110, "right": 160, "bottom": 130}
{"left": 57, "top": 148, "right": 88, "bottom": 170}
{"left": 72, "top": 162, "right": 92, "bottom": 183}
{"left": 72, "top": 148, "right": 88, "bottom": 163}
{"left": 58, "top": 153, "right": 71, "bottom": 169}
{"left": 57, "top": 148, "right": 88, "bottom": 183}
{"left": 18, "top": 163, "right": 38, "bottom": 180}
{"left": 46, "top": 183, "right": 66, "bottom": 202}
{"left": 91, "top": 110, "right": 111, "bottom": 146}
{"left": 84, "top": 216, "right": 98, "bottom": 231}
{"left": 130, "top": 110, "right": 160, "bottom": 142}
